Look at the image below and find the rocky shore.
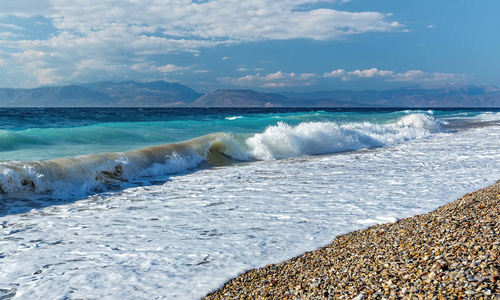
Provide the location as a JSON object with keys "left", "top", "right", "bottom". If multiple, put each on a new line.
{"left": 205, "top": 181, "right": 500, "bottom": 299}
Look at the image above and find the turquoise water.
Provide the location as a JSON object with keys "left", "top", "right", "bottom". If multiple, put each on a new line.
{"left": 0, "top": 107, "right": 494, "bottom": 161}
{"left": 0, "top": 107, "right": 498, "bottom": 198}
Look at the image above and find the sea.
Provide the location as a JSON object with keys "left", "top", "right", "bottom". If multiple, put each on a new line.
{"left": 0, "top": 107, "right": 499, "bottom": 299}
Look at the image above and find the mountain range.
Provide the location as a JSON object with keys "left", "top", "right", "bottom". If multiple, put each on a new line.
{"left": 0, "top": 80, "right": 499, "bottom": 107}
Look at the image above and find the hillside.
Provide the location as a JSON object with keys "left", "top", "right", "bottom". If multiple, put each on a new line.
{"left": 193, "top": 89, "right": 298, "bottom": 107}
{"left": 0, "top": 85, "right": 113, "bottom": 107}
{"left": 82, "top": 81, "right": 203, "bottom": 106}
{"left": 0, "top": 81, "right": 499, "bottom": 107}
{"left": 0, "top": 81, "right": 202, "bottom": 107}
{"left": 194, "top": 89, "right": 374, "bottom": 107}
{"left": 280, "top": 84, "right": 500, "bottom": 107}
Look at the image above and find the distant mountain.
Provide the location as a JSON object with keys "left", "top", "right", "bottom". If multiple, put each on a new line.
{"left": 193, "top": 89, "right": 369, "bottom": 107}
{"left": 0, "top": 85, "right": 113, "bottom": 107}
{"left": 193, "top": 89, "right": 298, "bottom": 107}
{"left": 0, "top": 80, "right": 202, "bottom": 107}
{"left": 82, "top": 80, "right": 203, "bottom": 106}
{"left": 280, "top": 84, "right": 500, "bottom": 107}
{"left": 0, "top": 81, "right": 499, "bottom": 107}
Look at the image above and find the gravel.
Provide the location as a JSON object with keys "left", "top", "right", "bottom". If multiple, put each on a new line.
{"left": 205, "top": 181, "right": 500, "bottom": 299}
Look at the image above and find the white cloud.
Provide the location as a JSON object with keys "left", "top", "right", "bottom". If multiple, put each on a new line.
{"left": 0, "top": 0, "right": 405, "bottom": 87}
{"left": 389, "top": 70, "right": 465, "bottom": 82}
{"left": 156, "top": 64, "right": 188, "bottom": 73}
{"left": 0, "top": 23, "right": 24, "bottom": 39}
{"left": 323, "top": 69, "right": 345, "bottom": 78}
{"left": 0, "top": 32, "right": 20, "bottom": 39}
{"left": 324, "top": 68, "right": 465, "bottom": 82}
{"left": 0, "top": 1, "right": 403, "bottom": 42}
{"left": 130, "top": 63, "right": 188, "bottom": 73}
{"left": 0, "top": 23, "right": 24, "bottom": 30}
{"left": 345, "top": 68, "right": 394, "bottom": 79}
{"left": 218, "top": 67, "right": 466, "bottom": 89}
{"left": 170, "top": 7, "right": 403, "bottom": 41}
{"left": 193, "top": 69, "right": 210, "bottom": 74}
{"left": 219, "top": 71, "right": 317, "bottom": 88}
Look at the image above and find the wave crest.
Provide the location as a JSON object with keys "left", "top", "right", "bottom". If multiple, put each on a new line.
{"left": 0, "top": 134, "right": 218, "bottom": 198}
{"left": 0, "top": 114, "right": 442, "bottom": 198}
{"left": 242, "top": 114, "right": 442, "bottom": 160}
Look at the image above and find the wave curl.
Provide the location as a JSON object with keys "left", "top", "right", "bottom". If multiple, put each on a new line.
{"left": 0, "top": 114, "right": 443, "bottom": 198}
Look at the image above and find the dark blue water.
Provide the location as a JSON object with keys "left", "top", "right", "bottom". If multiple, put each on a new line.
{"left": 2, "top": 107, "right": 496, "bottom": 130}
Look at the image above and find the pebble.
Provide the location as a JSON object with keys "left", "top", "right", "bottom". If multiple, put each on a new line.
{"left": 204, "top": 181, "right": 500, "bottom": 299}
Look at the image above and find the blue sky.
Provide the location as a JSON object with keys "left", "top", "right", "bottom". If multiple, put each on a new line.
{"left": 0, "top": 0, "right": 498, "bottom": 92}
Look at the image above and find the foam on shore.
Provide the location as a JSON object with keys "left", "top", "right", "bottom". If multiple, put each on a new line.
{"left": 205, "top": 181, "right": 500, "bottom": 299}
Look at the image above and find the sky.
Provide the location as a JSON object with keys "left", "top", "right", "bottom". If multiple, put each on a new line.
{"left": 0, "top": 0, "right": 498, "bottom": 92}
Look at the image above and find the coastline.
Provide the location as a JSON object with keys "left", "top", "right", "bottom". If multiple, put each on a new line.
{"left": 205, "top": 181, "right": 500, "bottom": 299}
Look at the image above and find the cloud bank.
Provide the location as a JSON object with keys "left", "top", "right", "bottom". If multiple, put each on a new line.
{"left": 0, "top": 0, "right": 404, "bottom": 87}
{"left": 324, "top": 68, "right": 465, "bottom": 83}
{"left": 222, "top": 68, "right": 466, "bottom": 88}
{"left": 219, "top": 71, "right": 317, "bottom": 88}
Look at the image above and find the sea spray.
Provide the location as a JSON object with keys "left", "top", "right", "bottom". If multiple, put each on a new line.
{"left": 244, "top": 114, "right": 443, "bottom": 160}
{"left": 0, "top": 134, "right": 220, "bottom": 198}
{"left": 0, "top": 114, "right": 443, "bottom": 198}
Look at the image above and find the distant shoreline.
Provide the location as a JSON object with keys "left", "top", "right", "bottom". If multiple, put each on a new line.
{"left": 205, "top": 181, "right": 500, "bottom": 299}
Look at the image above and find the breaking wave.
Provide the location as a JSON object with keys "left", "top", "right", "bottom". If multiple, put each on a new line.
{"left": 0, "top": 114, "right": 442, "bottom": 198}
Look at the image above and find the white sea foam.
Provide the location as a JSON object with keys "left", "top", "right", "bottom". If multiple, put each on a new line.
{"left": 225, "top": 116, "right": 244, "bottom": 120}
{"left": 402, "top": 109, "right": 434, "bottom": 115}
{"left": 0, "top": 114, "right": 443, "bottom": 198}
{"left": 243, "top": 114, "right": 442, "bottom": 160}
{"left": 0, "top": 135, "right": 214, "bottom": 198}
{"left": 0, "top": 124, "right": 499, "bottom": 299}
{"left": 474, "top": 111, "right": 500, "bottom": 121}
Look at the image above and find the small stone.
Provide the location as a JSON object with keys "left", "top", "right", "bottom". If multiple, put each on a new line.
{"left": 436, "top": 261, "right": 449, "bottom": 271}
{"left": 449, "top": 271, "right": 459, "bottom": 280}
{"left": 428, "top": 271, "right": 436, "bottom": 279}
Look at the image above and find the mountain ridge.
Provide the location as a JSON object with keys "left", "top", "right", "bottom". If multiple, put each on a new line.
{"left": 0, "top": 81, "right": 499, "bottom": 107}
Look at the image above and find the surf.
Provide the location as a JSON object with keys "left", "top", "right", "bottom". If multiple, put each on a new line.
{"left": 0, "top": 114, "right": 443, "bottom": 198}
{"left": 0, "top": 133, "right": 225, "bottom": 198}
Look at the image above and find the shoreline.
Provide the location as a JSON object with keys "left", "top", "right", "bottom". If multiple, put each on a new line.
{"left": 205, "top": 181, "right": 500, "bottom": 299}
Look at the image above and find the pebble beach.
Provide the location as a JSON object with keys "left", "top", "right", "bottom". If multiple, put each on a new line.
{"left": 205, "top": 181, "right": 500, "bottom": 299}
